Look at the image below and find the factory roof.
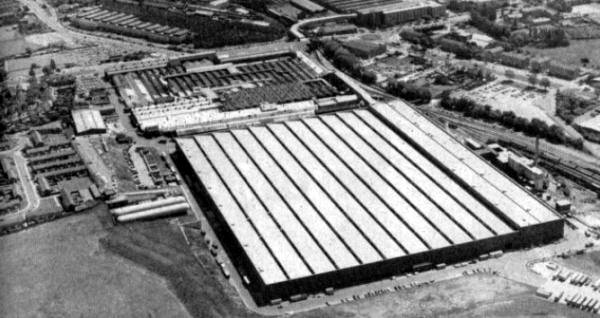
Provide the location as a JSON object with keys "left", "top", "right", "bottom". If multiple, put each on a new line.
{"left": 291, "top": 0, "right": 325, "bottom": 13}
{"left": 355, "top": 0, "right": 442, "bottom": 14}
{"left": 176, "top": 108, "right": 543, "bottom": 285}
{"left": 373, "top": 101, "right": 559, "bottom": 225}
{"left": 577, "top": 115, "right": 600, "bottom": 134}
{"left": 72, "top": 109, "right": 107, "bottom": 135}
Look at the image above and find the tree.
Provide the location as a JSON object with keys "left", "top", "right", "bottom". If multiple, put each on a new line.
{"left": 505, "top": 69, "right": 515, "bottom": 80}
{"left": 49, "top": 59, "right": 56, "bottom": 70}
{"left": 42, "top": 65, "right": 51, "bottom": 76}
{"left": 528, "top": 73, "right": 538, "bottom": 87}
{"left": 547, "top": 125, "right": 566, "bottom": 143}
{"left": 540, "top": 77, "right": 551, "bottom": 90}
{"left": 514, "top": 117, "right": 529, "bottom": 131}
{"left": 0, "top": 121, "right": 6, "bottom": 139}
{"left": 361, "top": 70, "right": 377, "bottom": 84}
{"left": 28, "top": 66, "right": 35, "bottom": 78}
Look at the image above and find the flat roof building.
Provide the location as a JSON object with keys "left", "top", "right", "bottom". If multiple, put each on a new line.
{"left": 176, "top": 104, "right": 562, "bottom": 304}
{"left": 72, "top": 109, "right": 107, "bottom": 135}
{"left": 291, "top": 0, "right": 325, "bottom": 13}
{"left": 576, "top": 116, "right": 600, "bottom": 143}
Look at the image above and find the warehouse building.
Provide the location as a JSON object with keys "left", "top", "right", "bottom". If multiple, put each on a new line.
{"left": 110, "top": 50, "right": 361, "bottom": 135}
{"left": 342, "top": 40, "right": 387, "bottom": 58}
{"left": 497, "top": 51, "right": 531, "bottom": 69}
{"left": 320, "top": 0, "right": 446, "bottom": 27}
{"left": 72, "top": 109, "right": 107, "bottom": 135}
{"left": 71, "top": 7, "right": 190, "bottom": 43}
{"left": 291, "top": 0, "right": 325, "bottom": 14}
{"left": 548, "top": 61, "right": 580, "bottom": 80}
{"left": 576, "top": 116, "right": 600, "bottom": 143}
{"left": 176, "top": 102, "right": 563, "bottom": 304}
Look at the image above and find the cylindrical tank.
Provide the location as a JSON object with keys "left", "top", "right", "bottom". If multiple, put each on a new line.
{"left": 117, "top": 202, "right": 189, "bottom": 222}
{"left": 111, "top": 196, "right": 186, "bottom": 216}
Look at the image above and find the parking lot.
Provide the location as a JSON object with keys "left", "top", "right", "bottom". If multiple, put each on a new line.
{"left": 454, "top": 80, "right": 556, "bottom": 124}
{"left": 537, "top": 262, "right": 600, "bottom": 314}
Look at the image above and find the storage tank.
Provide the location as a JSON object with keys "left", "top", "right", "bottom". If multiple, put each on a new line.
{"left": 111, "top": 196, "right": 186, "bottom": 216}
{"left": 116, "top": 202, "right": 189, "bottom": 222}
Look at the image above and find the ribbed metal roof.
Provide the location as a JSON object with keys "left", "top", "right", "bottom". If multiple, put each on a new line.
{"left": 177, "top": 107, "right": 557, "bottom": 285}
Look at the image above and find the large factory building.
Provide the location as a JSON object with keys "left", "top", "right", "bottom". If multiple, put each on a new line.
{"left": 319, "top": 0, "right": 446, "bottom": 27}
{"left": 175, "top": 101, "right": 563, "bottom": 305}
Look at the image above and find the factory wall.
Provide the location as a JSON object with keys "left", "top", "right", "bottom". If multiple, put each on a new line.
{"left": 175, "top": 144, "right": 564, "bottom": 305}
{"left": 259, "top": 219, "right": 563, "bottom": 304}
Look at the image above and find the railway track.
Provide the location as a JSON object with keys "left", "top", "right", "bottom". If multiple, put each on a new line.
{"left": 420, "top": 109, "right": 600, "bottom": 192}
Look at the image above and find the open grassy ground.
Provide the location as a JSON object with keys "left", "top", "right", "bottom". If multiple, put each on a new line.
{"left": 0, "top": 205, "right": 190, "bottom": 318}
{"left": 1, "top": 204, "right": 595, "bottom": 317}
{"left": 558, "top": 250, "right": 600, "bottom": 276}
{"left": 527, "top": 39, "right": 600, "bottom": 68}
{"left": 0, "top": 25, "right": 44, "bottom": 58}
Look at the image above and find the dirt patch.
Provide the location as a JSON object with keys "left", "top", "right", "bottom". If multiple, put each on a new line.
{"left": 319, "top": 275, "right": 595, "bottom": 318}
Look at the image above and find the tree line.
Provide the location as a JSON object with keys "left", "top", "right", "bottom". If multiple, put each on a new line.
{"left": 386, "top": 81, "right": 431, "bottom": 104}
{"left": 315, "top": 39, "right": 377, "bottom": 84}
{"left": 440, "top": 91, "right": 584, "bottom": 149}
{"left": 469, "top": 10, "right": 510, "bottom": 39}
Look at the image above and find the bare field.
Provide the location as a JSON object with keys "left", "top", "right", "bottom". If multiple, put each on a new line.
{"left": 316, "top": 275, "right": 595, "bottom": 318}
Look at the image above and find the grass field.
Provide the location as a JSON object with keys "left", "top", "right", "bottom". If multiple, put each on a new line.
{"left": 1, "top": 205, "right": 595, "bottom": 317}
{"left": 0, "top": 25, "right": 44, "bottom": 58}
{"left": 527, "top": 39, "right": 600, "bottom": 68}
{"left": 558, "top": 250, "right": 600, "bottom": 276}
{"left": 0, "top": 205, "right": 190, "bottom": 318}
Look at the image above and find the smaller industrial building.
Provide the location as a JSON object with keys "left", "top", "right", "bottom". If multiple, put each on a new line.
{"left": 25, "top": 131, "right": 92, "bottom": 197}
{"left": 497, "top": 51, "right": 531, "bottom": 69}
{"left": 110, "top": 50, "right": 363, "bottom": 135}
{"left": 342, "top": 40, "right": 387, "bottom": 58}
{"left": 576, "top": 116, "right": 600, "bottom": 143}
{"left": 75, "top": 75, "right": 111, "bottom": 106}
{"left": 72, "top": 109, "right": 107, "bottom": 135}
{"left": 548, "top": 61, "right": 580, "bottom": 80}
{"left": 313, "top": 23, "right": 358, "bottom": 36}
{"left": 0, "top": 157, "right": 18, "bottom": 185}
{"left": 449, "top": 0, "right": 509, "bottom": 11}
{"left": 109, "top": 196, "right": 189, "bottom": 223}
{"left": 71, "top": 7, "right": 190, "bottom": 43}
{"left": 267, "top": 3, "right": 303, "bottom": 24}
{"left": 493, "top": 146, "right": 545, "bottom": 192}
{"left": 351, "top": 0, "right": 446, "bottom": 27}
{"left": 0, "top": 0, "right": 20, "bottom": 26}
